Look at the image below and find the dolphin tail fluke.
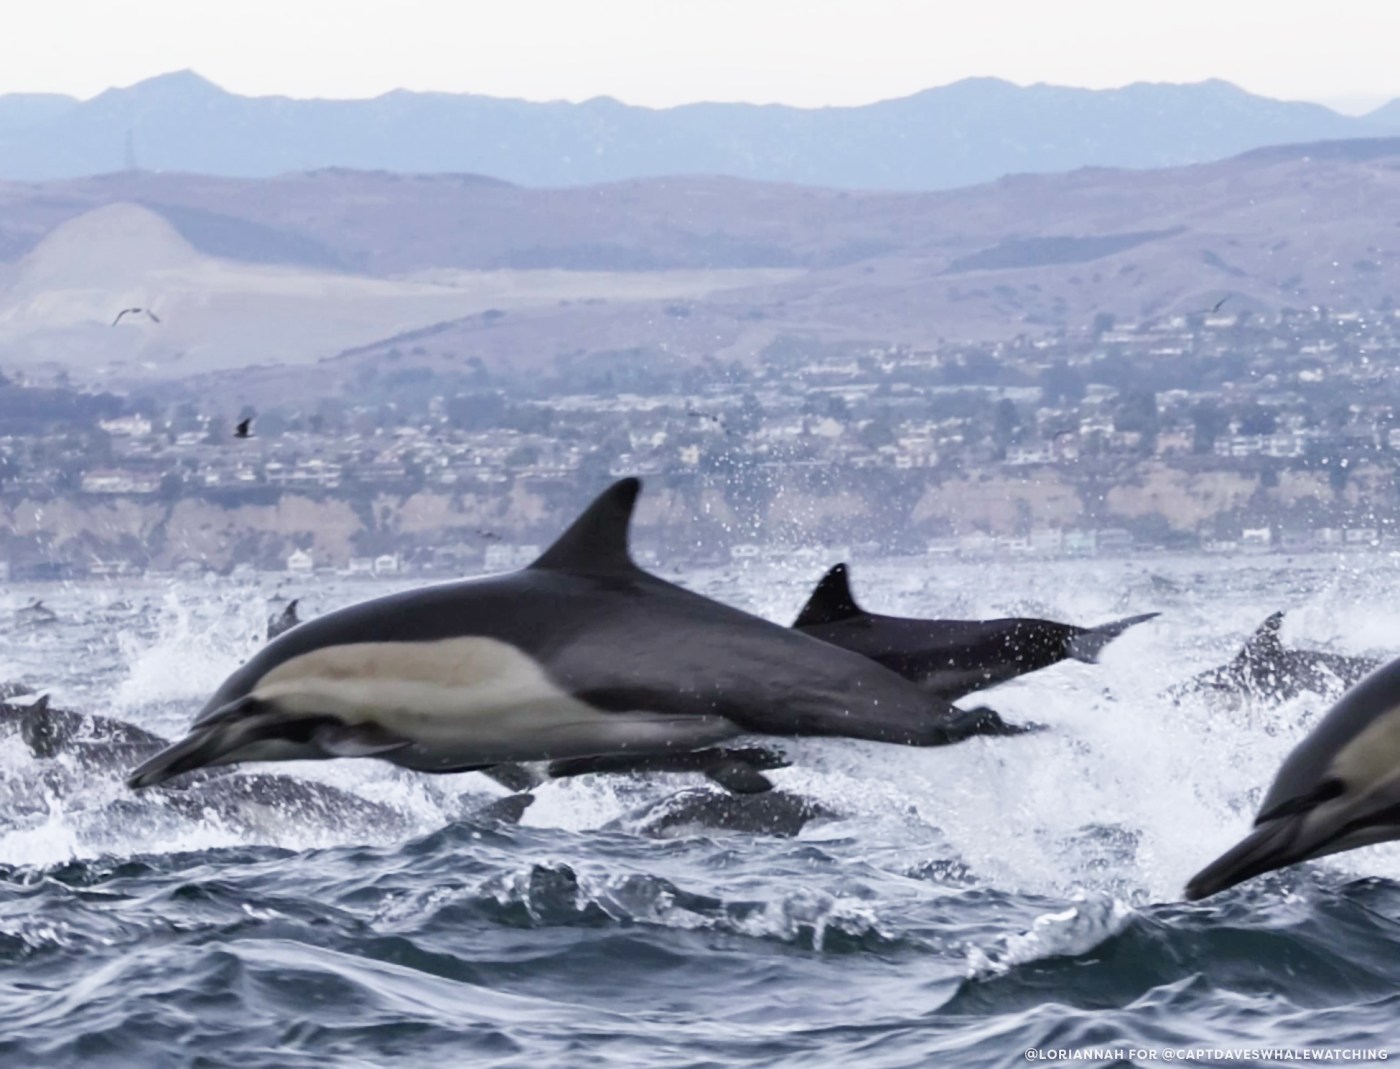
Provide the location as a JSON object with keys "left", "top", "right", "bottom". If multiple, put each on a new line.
{"left": 792, "top": 563, "right": 864, "bottom": 628}
{"left": 1067, "top": 612, "right": 1159, "bottom": 663}
{"left": 943, "top": 706, "right": 1046, "bottom": 742}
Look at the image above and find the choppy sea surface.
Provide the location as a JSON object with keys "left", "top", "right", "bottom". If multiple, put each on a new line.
{"left": 2, "top": 554, "right": 1399, "bottom": 1068}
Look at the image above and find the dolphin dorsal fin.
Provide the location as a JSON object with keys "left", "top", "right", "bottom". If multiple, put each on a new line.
{"left": 793, "top": 563, "right": 865, "bottom": 627}
{"left": 1239, "top": 611, "right": 1285, "bottom": 658}
{"left": 530, "top": 478, "right": 642, "bottom": 576}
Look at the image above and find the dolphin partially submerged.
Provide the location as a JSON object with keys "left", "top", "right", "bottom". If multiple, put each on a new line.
{"left": 615, "top": 788, "right": 837, "bottom": 838}
{"left": 0, "top": 696, "right": 413, "bottom": 836}
{"left": 267, "top": 599, "right": 301, "bottom": 641}
{"left": 128, "top": 479, "right": 1034, "bottom": 791}
{"left": 1186, "top": 655, "right": 1400, "bottom": 899}
{"left": 2, "top": 694, "right": 168, "bottom": 769}
{"left": 1173, "top": 611, "right": 1380, "bottom": 706}
{"left": 792, "top": 564, "right": 1156, "bottom": 699}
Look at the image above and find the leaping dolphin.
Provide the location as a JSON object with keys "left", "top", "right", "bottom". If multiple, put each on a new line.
{"left": 1186, "top": 655, "right": 1400, "bottom": 899}
{"left": 127, "top": 479, "right": 1035, "bottom": 791}
{"left": 792, "top": 564, "right": 1156, "bottom": 699}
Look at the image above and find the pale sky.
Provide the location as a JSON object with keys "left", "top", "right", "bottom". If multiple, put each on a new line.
{"left": 5, "top": 0, "right": 1399, "bottom": 113}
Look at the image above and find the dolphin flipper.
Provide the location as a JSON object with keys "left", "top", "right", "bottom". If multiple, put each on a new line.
{"left": 702, "top": 758, "right": 776, "bottom": 794}
{"left": 475, "top": 792, "right": 536, "bottom": 824}
{"left": 480, "top": 763, "right": 542, "bottom": 792}
{"left": 315, "top": 721, "right": 413, "bottom": 758}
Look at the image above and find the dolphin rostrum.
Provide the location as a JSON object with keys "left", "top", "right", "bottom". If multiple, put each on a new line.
{"left": 793, "top": 563, "right": 1156, "bottom": 699}
{"left": 1186, "top": 656, "right": 1400, "bottom": 899}
{"left": 128, "top": 479, "right": 1035, "bottom": 791}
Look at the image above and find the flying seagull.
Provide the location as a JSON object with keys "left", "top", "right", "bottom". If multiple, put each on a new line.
{"left": 112, "top": 308, "right": 160, "bottom": 326}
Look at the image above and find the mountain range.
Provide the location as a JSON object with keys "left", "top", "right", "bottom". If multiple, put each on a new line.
{"left": 3, "top": 71, "right": 1400, "bottom": 190}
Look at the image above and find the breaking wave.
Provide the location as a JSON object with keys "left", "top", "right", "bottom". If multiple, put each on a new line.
{"left": 1, "top": 556, "right": 1398, "bottom": 1066}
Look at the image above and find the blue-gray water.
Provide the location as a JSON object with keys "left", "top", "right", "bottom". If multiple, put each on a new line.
{"left": 2, "top": 555, "right": 1398, "bottom": 1067}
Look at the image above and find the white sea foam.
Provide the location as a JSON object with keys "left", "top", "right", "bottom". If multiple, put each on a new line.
{"left": 1, "top": 556, "right": 1398, "bottom": 903}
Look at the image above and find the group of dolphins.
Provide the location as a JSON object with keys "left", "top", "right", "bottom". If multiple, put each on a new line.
{"left": 6, "top": 477, "right": 1400, "bottom": 901}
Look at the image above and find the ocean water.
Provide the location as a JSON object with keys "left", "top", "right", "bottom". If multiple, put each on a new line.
{"left": 1, "top": 555, "right": 1398, "bottom": 1068}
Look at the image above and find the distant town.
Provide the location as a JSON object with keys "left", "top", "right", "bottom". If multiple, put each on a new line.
{"left": 4, "top": 304, "right": 1400, "bottom": 580}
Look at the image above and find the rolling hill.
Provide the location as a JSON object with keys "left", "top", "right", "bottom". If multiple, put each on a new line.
{"left": 0, "top": 135, "right": 1397, "bottom": 398}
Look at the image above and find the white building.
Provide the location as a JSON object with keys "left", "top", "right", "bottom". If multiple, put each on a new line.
{"left": 99, "top": 415, "right": 153, "bottom": 437}
{"left": 81, "top": 470, "right": 159, "bottom": 494}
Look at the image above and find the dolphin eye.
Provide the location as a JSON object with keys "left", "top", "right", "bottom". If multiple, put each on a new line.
{"left": 1315, "top": 777, "right": 1346, "bottom": 803}
{"left": 1316, "top": 777, "right": 1349, "bottom": 800}
{"left": 1257, "top": 776, "right": 1347, "bottom": 823}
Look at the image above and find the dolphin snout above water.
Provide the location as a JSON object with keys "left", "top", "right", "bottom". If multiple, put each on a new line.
{"left": 1186, "top": 656, "right": 1400, "bottom": 900}
{"left": 128, "top": 478, "right": 1037, "bottom": 793}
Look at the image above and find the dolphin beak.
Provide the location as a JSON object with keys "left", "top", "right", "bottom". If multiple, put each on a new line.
{"left": 127, "top": 695, "right": 282, "bottom": 789}
{"left": 1185, "top": 814, "right": 1309, "bottom": 901}
{"left": 127, "top": 725, "right": 225, "bottom": 789}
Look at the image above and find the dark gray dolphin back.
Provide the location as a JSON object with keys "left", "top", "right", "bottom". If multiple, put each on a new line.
{"left": 186, "top": 478, "right": 1027, "bottom": 750}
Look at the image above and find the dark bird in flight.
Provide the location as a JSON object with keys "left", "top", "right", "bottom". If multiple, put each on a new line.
{"left": 112, "top": 307, "right": 160, "bottom": 326}
{"left": 1191, "top": 296, "right": 1231, "bottom": 316}
{"left": 234, "top": 418, "right": 253, "bottom": 439}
